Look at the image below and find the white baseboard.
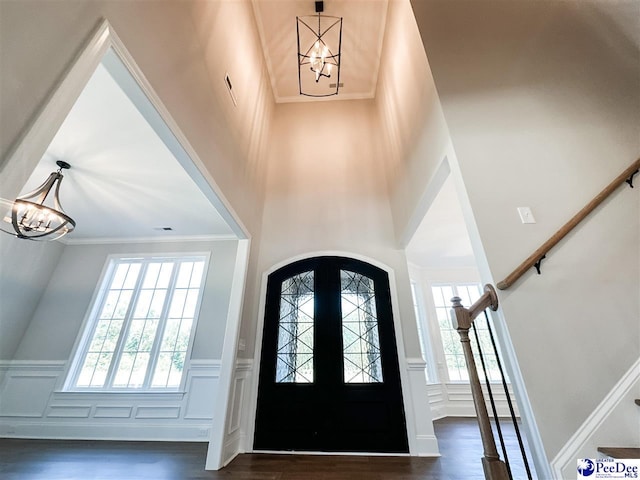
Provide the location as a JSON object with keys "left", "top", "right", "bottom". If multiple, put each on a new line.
{"left": 222, "top": 430, "right": 244, "bottom": 466}
{"left": 414, "top": 434, "right": 441, "bottom": 457}
{"left": 551, "top": 356, "right": 640, "bottom": 479}
{"left": 0, "top": 420, "right": 211, "bottom": 441}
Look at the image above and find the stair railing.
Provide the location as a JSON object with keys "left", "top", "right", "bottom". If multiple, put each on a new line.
{"left": 457, "top": 159, "right": 640, "bottom": 478}
{"left": 450, "top": 284, "right": 532, "bottom": 480}
{"left": 497, "top": 158, "right": 640, "bottom": 290}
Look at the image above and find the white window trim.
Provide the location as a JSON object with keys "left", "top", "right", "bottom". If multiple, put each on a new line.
{"left": 428, "top": 282, "right": 507, "bottom": 385}
{"left": 63, "top": 251, "right": 211, "bottom": 393}
{"left": 410, "top": 281, "right": 439, "bottom": 384}
{"left": 430, "top": 282, "right": 480, "bottom": 383}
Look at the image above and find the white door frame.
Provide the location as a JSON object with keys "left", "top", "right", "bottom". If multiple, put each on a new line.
{"left": 243, "top": 250, "right": 440, "bottom": 458}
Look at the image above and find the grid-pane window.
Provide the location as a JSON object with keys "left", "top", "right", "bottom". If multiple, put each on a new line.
{"left": 341, "top": 270, "right": 383, "bottom": 383}
{"left": 275, "top": 271, "right": 315, "bottom": 383}
{"left": 432, "top": 284, "right": 503, "bottom": 382}
{"left": 71, "top": 255, "right": 207, "bottom": 391}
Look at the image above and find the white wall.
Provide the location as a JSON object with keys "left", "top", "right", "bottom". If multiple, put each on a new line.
{"left": 411, "top": 0, "right": 640, "bottom": 464}
{"left": 0, "top": 236, "right": 64, "bottom": 361}
{"left": 238, "top": 99, "right": 438, "bottom": 456}
{"left": 190, "top": 0, "right": 273, "bottom": 201}
{"left": 13, "top": 240, "right": 238, "bottom": 362}
{"left": 552, "top": 357, "right": 640, "bottom": 479}
{"left": 375, "top": 0, "right": 451, "bottom": 244}
{"left": 258, "top": 100, "right": 413, "bottom": 353}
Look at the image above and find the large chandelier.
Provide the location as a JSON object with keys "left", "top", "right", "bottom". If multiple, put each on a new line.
{"left": 1, "top": 160, "right": 76, "bottom": 241}
{"left": 297, "top": 1, "right": 342, "bottom": 97}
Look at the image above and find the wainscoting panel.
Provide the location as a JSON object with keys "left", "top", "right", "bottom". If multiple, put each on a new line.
{"left": 135, "top": 406, "right": 181, "bottom": 419}
{"left": 93, "top": 406, "right": 132, "bottom": 418}
{"left": 47, "top": 406, "right": 92, "bottom": 418}
{"left": 0, "top": 359, "right": 220, "bottom": 441}
{"left": 184, "top": 376, "right": 218, "bottom": 420}
{"left": 1, "top": 374, "right": 58, "bottom": 417}
{"left": 222, "top": 359, "right": 253, "bottom": 465}
{"left": 0, "top": 361, "right": 63, "bottom": 418}
{"left": 427, "top": 382, "right": 519, "bottom": 420}
{"left": 228, "top": 377, "right": 244, "bottom": 435}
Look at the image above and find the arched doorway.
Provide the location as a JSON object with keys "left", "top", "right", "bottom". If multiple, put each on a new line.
{"left": 253, "top": 256, "right": 409, "bottom": 453}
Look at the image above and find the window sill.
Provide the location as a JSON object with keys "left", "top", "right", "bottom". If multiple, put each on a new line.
{"left": 427, "top": 381, "right": 512, "bottom": 386}
{"left": 446, "top": 381, "right": 509, "bottom": 385}
{"left": 53, "top": 390, "right": 186, "bottom": 401}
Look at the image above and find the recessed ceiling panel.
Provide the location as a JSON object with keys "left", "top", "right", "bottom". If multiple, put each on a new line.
{"left": 252, "top": 0, "right": 388, "bottom": 103}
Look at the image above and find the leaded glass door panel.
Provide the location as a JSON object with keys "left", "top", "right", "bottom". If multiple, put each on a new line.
{"left": 254, "top": 256, "right": 409, "bottom": 453}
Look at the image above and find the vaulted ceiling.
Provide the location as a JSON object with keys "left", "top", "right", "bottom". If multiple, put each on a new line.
{"left": 5, "top": 0, "right": 472, "bottom": 268}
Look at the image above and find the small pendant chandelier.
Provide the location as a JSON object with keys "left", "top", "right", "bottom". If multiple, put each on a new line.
{"left": 297, "top": 1, "right": 342, "bottom": 97}
{"left": 1, "top": 160, "right": 76, "bottom": 241}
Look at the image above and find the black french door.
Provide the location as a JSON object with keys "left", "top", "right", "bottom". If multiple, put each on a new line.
{"left": 254, "top": 256, "right": 409, "bottom": 453}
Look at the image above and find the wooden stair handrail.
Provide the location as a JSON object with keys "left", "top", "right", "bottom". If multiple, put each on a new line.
{"left": 497, "top": 158, "right": 640, "bottom": 290}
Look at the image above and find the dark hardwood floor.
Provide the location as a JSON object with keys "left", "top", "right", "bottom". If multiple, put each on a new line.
{"left": 0, "top": 417, "right": 536, "bottom": 480}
